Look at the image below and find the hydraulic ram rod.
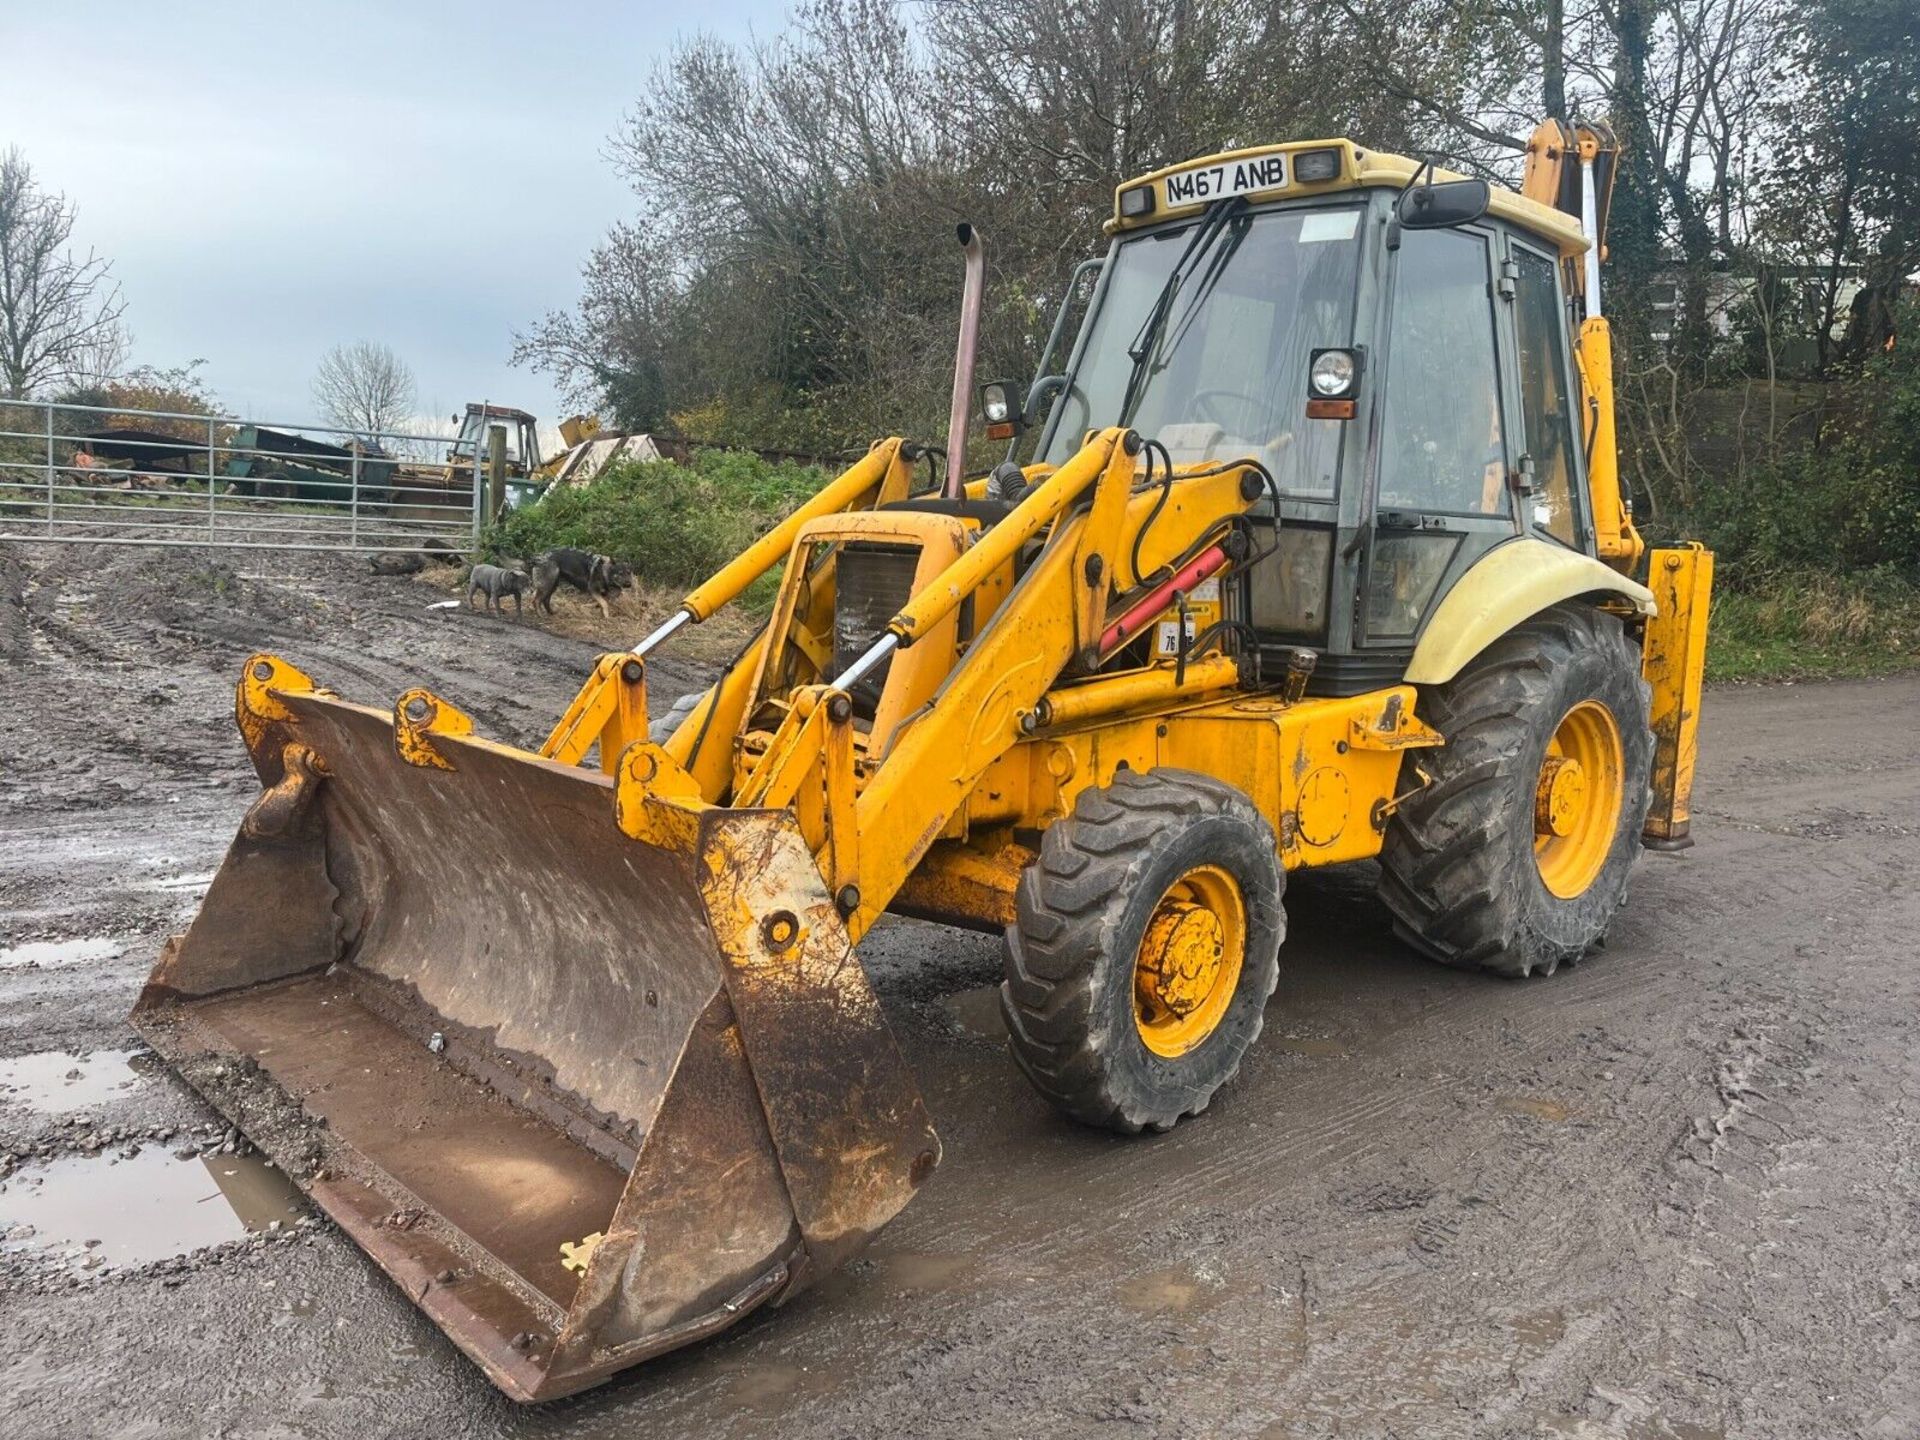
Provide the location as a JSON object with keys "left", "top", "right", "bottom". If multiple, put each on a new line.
{"left": 1097, "top": 541, "right": 1231, "bottom": 658}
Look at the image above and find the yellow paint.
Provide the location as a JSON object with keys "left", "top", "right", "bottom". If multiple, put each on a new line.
{"left": 1574, "top": 317, "right": 1644, "bottom": 569}
{"left": 1110, "top": 139, "right": 1587, "bottom": 255}
{"left": 1038, "top": 654, "right": 1242, "bottom": 729}
{"left": 662, "top": 631, "right": 768, "bottom": 801}
{"left": 1532, "top": 700, "right": 1623, "bottom": 898}
{"left": 1404, "top": 539, "right": 1655, "bottom": 686}
{"left": 234, "top": 652, "right": 317, "bottom": 758}
{"left": 1134, "top": 865, "right": 1245, "bottom": 1057}
{"left": 1641, "top": 544, "right": 1714, "bottom": 845}
{"left": 611, "top": 741, "right": 704, "bottom": 850}
{"left": 392, "top": 688, "right": 474, "bottom": 770}
{"left": 890, "top": 836, "right": 1033, "bottom": 932}
{"left": 541, "top": 653, "right": 649, "bottom": 773}
{"left": 847, "top": 432, "right": 1144, "bottom": 936}
{"left": 1520, "top": 118, "right": 1576, "bottom": 208}
{"left": 1156, "top": 687, "right": 1434, "bottom": 870}
{"left": 745, "top": 509, "right": 986, "bottom": 760}
{"left": 560, "top": 1232, "right": 604, "bottom": 1276}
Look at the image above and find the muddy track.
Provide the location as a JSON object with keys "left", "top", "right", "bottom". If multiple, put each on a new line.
{"left": 2, "top": 537, "right": 1917, "bottom": 1439}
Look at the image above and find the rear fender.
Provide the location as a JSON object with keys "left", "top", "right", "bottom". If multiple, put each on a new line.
{"left": 1404, "top": 537, "right": 1655, "bottom": 686}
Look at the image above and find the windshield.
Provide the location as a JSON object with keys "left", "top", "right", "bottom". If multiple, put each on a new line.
{"left": 1042, "top": 205, "right": 1363, "bottom": 494}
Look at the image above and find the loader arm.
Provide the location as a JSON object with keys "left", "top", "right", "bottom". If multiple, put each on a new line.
{"left": 846, "top": 428, "right": 1142, "bottom": 936}
{"left": 618, "top": 427, "right": 1270, "bottom": 942}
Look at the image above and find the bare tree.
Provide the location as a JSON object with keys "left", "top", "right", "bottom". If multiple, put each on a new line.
{"left": 0, "top": 148, "right": 128, "bottom": 400}
{"left": 311, "top": 340, "right": 417, "bottom": 443}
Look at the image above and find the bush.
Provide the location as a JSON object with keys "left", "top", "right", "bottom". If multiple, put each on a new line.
{"left": 1682, "top": 298, "right": 1920, "bottom": 581}
{"left": 485, "top": 448, "right": 829, "bottom": 598}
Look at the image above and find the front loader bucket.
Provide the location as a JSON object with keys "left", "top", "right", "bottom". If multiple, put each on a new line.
{"left": 130, "top": 655, "right": 938, "bottom": 1402}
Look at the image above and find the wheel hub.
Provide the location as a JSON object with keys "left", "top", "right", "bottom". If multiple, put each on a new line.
{"left": 1132, "top": 865, "right": 1248, "bottom": 1058}
{"left": 1535, "top": 755, "right": 1588, "bottom": 839}
{"left": 1138, "top": 901, "right": 1226, "bottom": 1018}
{"left": 1532, "top": 700, "right": 1625, "bottom": 900}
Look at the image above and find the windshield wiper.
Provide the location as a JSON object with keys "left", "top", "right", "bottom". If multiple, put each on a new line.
{"left": 1118, "top": 196, "right": 1250, "bottom": 427}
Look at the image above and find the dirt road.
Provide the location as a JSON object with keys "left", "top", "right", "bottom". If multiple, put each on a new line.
{"left": 2, "top": 541, "right": 1916, "bottom": 1439}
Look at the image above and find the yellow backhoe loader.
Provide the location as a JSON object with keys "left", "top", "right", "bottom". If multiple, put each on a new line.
{"left": 133, "top": 125, "right": 1711, "bottom": 1401}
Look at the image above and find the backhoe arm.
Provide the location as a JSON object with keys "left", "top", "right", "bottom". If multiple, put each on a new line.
{"left": 1522, "top": 117, "right": 1643, "bottom": 571}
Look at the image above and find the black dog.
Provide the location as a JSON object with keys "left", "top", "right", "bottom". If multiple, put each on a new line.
{"left": 532, "top": 548, "right": 633, "bottom": 618}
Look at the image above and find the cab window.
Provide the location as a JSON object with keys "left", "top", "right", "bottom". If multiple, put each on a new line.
{"left": 1511, "top": 246, "right": 1581, "bottom": 545}
{"left": 1377, "top": 229, "right": 1509, "bottom": 518}
{"left": 1043, "top": 206, "right": 1363, "bottom": 496}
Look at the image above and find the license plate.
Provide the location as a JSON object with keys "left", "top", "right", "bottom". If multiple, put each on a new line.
{"left": 1163, "top": 152, "right": 1289, "bottom": 207}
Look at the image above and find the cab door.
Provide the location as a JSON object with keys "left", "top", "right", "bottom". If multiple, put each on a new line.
{"left": 1506, "top": 239, "right": 1593, "bottom": 553}
{"left": 1357, "top": 223, "right": 1519, "bottom": 649}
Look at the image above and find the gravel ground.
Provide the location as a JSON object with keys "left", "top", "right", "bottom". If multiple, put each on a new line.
{"left": 1, "top": 539, "right": 1917, "bottom": 1440}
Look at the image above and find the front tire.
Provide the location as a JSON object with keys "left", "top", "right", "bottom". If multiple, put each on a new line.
{"left": 1379, "top": 602, "right": 1653, "bottom": 978}
{"left": 648, "top": 690, "right": 705, "bottom": 746}
{"left": 1000, "top": 769, "right": 1285, "bottom": 1133}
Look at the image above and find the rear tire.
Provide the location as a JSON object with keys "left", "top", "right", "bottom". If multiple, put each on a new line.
{"left": 1379, "top": 602, "right": 1652, "bottom": 978}
{"left": 1000, "top": 768, "right": 1285, "bottom": 1133}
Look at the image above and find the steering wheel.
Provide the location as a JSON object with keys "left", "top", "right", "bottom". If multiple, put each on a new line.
{"left": 1190, "top": 388, "right": 1262, "bottom": 436}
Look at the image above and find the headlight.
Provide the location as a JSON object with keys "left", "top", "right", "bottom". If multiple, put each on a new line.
{"left": 978, "top": 378, "right": 1026, "bottom": 438}
{"left": 1292, "top": 148, "right": 1342, "bottom": 184}
{"left": 1305, "top": 348, "right": 1363, "bottom": 420}
{"left": 1310, "top": 349, "right": 1358, "bottom": 397}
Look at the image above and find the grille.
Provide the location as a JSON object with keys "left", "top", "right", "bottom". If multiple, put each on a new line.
{"left": 833, "top": 543, "right": 921, "bottom": 678}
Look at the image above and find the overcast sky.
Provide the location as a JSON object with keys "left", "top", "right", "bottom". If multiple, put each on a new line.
{"left": 1, "top": 0, "right": 785, "bottom": 433}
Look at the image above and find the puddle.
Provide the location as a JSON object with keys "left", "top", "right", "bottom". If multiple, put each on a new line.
{"left": 270, "top": 1295, "right": 319, "bottom": 1330}
{"left": 1117, "top": 1264, "right": 1215, "bottom": 1314}
{"left": 713, "top": 1358, "right": 836, "bottom": 1415}
{"left": 877, "top": 1249, "right": 973, "bottom": 1292}
{"left": 0, "top": 937, "right": 127, "bottom": 970}
{"left": 722, "top": 1362, "right": 804, "bottom": 1410}
{"left": 0, "top": 1147, "right": 306, "bottom": 1271}
{"left": 1279, "top": 1035, "right": 1348, "bottom": 1058}
{"left": 0, "top": 1047, "right": 149, "bottom": 1113}
{"left": 942, "top": 986, "right": 1006, "bottom": 1041}
{"left": 1498, "top": 1096, "right": 1575, "bottom": 1123}
{"left": 1510, "top": 1307, "right": 1568, "bottom": 1349}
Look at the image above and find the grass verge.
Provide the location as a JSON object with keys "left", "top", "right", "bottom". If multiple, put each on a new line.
{"left": 1708, "top": 570, "right": 1920, "bottom": 683}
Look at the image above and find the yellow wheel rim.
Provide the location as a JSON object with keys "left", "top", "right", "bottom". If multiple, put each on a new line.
{"left": 1133, "top": 865, "right": 1246, "bottom": 1058}
{"left": 1532, "top": 700, "right": 1624, "bottom": 899}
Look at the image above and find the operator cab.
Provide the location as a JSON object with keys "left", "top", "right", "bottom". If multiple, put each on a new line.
{"left": 1006, "top": 140, "right": 1597, "bottom": 694}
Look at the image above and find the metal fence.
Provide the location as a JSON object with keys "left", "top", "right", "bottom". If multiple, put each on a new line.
{"left": 0, "top": 399, "right": 486, "bottom": 554}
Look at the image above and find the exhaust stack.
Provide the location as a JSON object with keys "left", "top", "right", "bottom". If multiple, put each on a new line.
{"left": 945, "top": 223, "right": 985, "bottom": 498}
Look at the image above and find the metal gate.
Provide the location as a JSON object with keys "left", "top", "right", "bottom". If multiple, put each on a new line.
{"left": 0, "top": 400, "right": 486, "bottom": 554}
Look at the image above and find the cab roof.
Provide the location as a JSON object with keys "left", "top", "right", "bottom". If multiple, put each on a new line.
{"left": 1108, "top": 139, "right": 1587, "bottom": 254}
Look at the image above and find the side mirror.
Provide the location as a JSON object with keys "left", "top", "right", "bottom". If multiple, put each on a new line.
{"left": 1395, "top": 177, "right": 1491, "bottom": 231}
{"left": 978, "top": 377, "right": 1027, "bottom": 441}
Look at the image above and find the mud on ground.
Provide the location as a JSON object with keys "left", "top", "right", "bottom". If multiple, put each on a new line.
{"left": 2, "top": 538, "right": 1917, "bottom": 1439}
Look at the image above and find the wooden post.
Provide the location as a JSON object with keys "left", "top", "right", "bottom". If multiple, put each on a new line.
{"left": 487, "top": 423, "right": 507, "bottom": 524}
